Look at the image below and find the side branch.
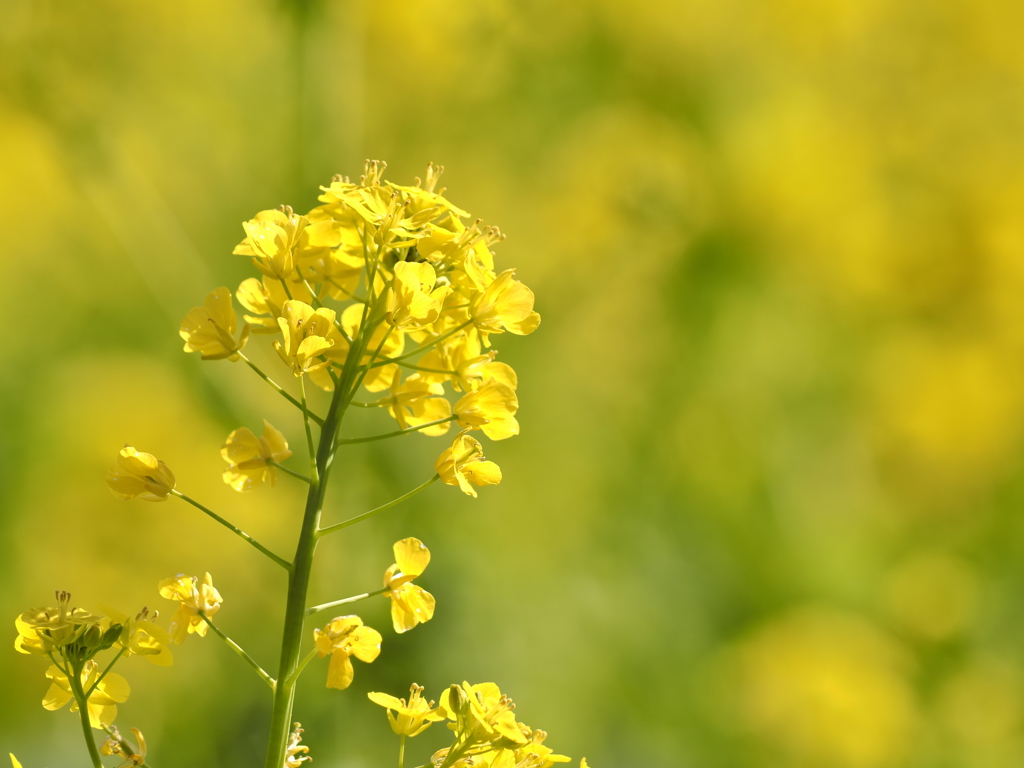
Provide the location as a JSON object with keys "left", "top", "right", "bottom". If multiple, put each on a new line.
{"left": 337, "top": 416, "right": 457, "bottom": 445}
{"left": 368, "top": 319, "right": 473, "bottom": 370}
{"left": 171, "top": 491, "right": 292, "bottom": 571}
{"left": 318, "top": 474, "right": 440, "bottom": 537}
{"left": 305, "top": 587, "right": 388, "bottom": 616}
{"left": 268, "top": 459, "right": 313, "bottom": 485}
{"left": 199, "top": 611, "right": 276, "bottom": 690}
{"left": 237, "top": 352, "right": 325, "bottom": 426}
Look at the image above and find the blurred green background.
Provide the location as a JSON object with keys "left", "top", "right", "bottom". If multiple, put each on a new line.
{"left": 4, "top": 0, "right": 1024, "bottom": 766}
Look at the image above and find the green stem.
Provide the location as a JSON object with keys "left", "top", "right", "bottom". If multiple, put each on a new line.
{"left": 306, "top": 587, "right": 388, "bottom": 616}
{"left": 318, "top": 475, "right": 439, "bottom": 537}
{"left": 396, "top": 361, "right": 458, "bottom": 375}
{"left": 337, "top": 416, "right": 457, "bottom": 445}
{"left": 85, "top": 647, "right": 126, "bottom": 698}
{"left": 199, "top": 611, "right": 276, "bottom": 690}
{"left": 300, "top": 375, "right": 319, "bottom": 483}
{"left": 268, "top": 459, "right": 313, "bottom": 485}
{"left": 399, "top": 734, "right": 406, "bottom": 768}
{"left": 171, "top": 491, "right": 292, "bottom": 571}
{"left": 285, "top": 647, "right": 319, "bottom": 687}
{"left": 68, "top": 663, "right": 103, "bottom": 768}
{"left": 369, "top": 320, "right": 472, "bottom": 369}
{"left": 238, "top": 352, "right": 325, "bottom": 426}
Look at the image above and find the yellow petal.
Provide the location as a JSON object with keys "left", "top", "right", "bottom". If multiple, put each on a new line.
{"left": 221, "top": 427, "right": 261, "bottom": 465}
{"left": 393, "top": 538, "right": 430, "bottom": 578}
{"left": 327, "top": 651, "right": 355, "bottom": 690}
{"left": 368, "top": 691, "right": 404, "bottom": 709}
{"left": 10, "top": 754, "right": 23, "bottom": 768}
{"left": 42, "top": 681, "right": 72, "bottom": 711}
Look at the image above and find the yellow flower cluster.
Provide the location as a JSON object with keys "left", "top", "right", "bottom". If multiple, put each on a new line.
{"left": 174, "top": 160, "right": 539, "bottom": 496}
{"left": 367, "top": 681, "right": 588, "bottom": 768}
{"left": 13, "top": 592, "right": 174, "bottom": 730}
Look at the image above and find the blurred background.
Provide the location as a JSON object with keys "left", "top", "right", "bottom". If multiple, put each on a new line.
{"left": 3, "top": 0, "right": 1024, "bottom": 766}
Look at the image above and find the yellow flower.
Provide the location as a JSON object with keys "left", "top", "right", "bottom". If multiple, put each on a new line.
{"left": 313, "top": 615, "right": 382, "bottom": 690}
{"left": 106, "top": 446, "right": 176, "bottom": 502}
{"left": 98, "top": 606, "right": 173, "bottom": 667}
{"left": 158, "top": 573, "right": 222, "bottom": 644}
{"left": 367, "top": 683, "right": 445, "bottom": 737}
{"left": 100, "top": 727, "right": 147, "bottom": 766}
{"left": 15, "top": 593, "right": 101, "bottom": 655}
{"left": 469, "top": 269, "right": 541, "bottom": 340}
{"left": 439, "top": 681, "right": 530, "bottom": 747}
{"left": 42, "top": 660, "right": 130, "bottom": 729}
{"left": 454, "top": 380, "right": 520, "bottom": 440}
{"left": 236, "top": 276, "right": 312, "bottom": 334}
{"left": 379, "top": 374, "right": 453, "bottom": 435}
{"left": 383, "top": 538, "right": 436, "bottom": 633}
{"left": 508, "top": 731, "right": 572, "bottom": 768}
{"left": 435, "top": 433, "right": 502, "bottom": 497}
{"left": 179, "top": 287, "right": 250, "bottom": 360}
{"left": 221, "top": 420, "right": 293, "bottom": 492}
{"left": 234, "top": 208, "right": 309, "bottom": 280}
{"left": 386, "top": 261, "right": 449, "bottom": 329}
{"left": 420, "top": 329, "right": 517, "bottom": 394}
{"left": 274, "top": 300, "right": 337, "bottom": 376}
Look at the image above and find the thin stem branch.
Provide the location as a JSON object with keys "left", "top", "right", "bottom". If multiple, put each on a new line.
{"left": 268, "top": 459, "right": 312, "bottom": 485}
{"left": 396, "top": 360, "right": 458, "bottom": 375}
{"left": 336, "top": 416, "right": 457, "bottom": 445}
{"left": 171, "top": 491, "right": 292, "bottom": 571}
{"left": 238, "top": 352, "right": 325, "bottom": 426}
{"left": 318, "top": 475, "right": 440, "bottom": 537}
{"left": 199, "top": 611, "right": 276, "bottom": 690}
{"left": 300, "top": 375, "right": 318, "bottom": 483}
{"left": 305, "top": 587, "right": 388, "bottom": 616}
{"left": 369, "top": 320, "right": 472, "bottom": 369}
{"left": 285, "top": 647, "right": 319, "bottom": 687}
{"left": 68, "top": 663, "right": 104, "bottom": 768}
{"left": 85, "top": 647, "right": 126, "bottom": 698}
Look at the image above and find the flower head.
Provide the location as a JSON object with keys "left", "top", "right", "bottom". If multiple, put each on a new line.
{"left": 179, "top": 287, "right": 250, "bottom": 360}
{"left": 158, "top": 573, "right": 222, "bottom": 644}
{"left": 313, "top": 615, "right": 381, "bottom": 690}
{"left": 454, "top": 379, "right": 519, "bottom": 441}
{"left": 383, "top": 538, "right": 436, "bottom": 633}
{"left": 235, "top": 208, "right": 309, "bottom": 281}
{"left": 99, "top": 606, "right": 173, "bottom": 666}
{"left": 368, "top": 683, "right": 445, "bottom": 737}
{"left": 106, "top": 446, "right": 176, "bottom": 502}
{"left": 274, "top": 300, "right": 337, "bottom": 376}
{"left": 43, "top": 660, "right": 130, "bottom": 729}
{"left": 435, "top": 433, "right": 502, "bottom": 497}
{"left": 387, "top": 261, "right": 450, "bottom": 329}
{"left": 221, "top": 420, "right": 292, "bottom": 492}
{"left": 469, "top": 269, "right": 540, "bottom": 341}
{"left": 438, "top": 681, "right": 530, "bottom": 752}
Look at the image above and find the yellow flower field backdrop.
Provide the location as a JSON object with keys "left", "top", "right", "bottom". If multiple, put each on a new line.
{"left": 3, "top": 0, "right": 1024, "bottom": 766}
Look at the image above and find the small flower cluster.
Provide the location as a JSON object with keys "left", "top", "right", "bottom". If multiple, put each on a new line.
{"left": 369, "top": 681, "right": 589, "bottom": 768}
{"left": 176, "top": 160, "right": 538, "bottom": 496}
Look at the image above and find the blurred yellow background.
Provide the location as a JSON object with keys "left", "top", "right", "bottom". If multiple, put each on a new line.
{"left": 4, "top": 0, "right": 1024, "bottom": 766}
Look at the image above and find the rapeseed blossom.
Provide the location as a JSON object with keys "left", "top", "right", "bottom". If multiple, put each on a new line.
{"left": 158, "top": 573, "right": 222, "bottom": 643}
{"left": 106, "top": 446, "right": 176, "bottom": 501}
{"left": 454, "top": 380, "right": 519, "bottom": 440}
{"left": 383, "top": 538, "right": 436, "bottom": 633}
{"left": 43, "top": 661, "right": 130, "bottom": 728}
{"left": 221, "top": 419, "right": 292, "bottom": 491}
{"left": 368, "top": 683, "right": 444, "bottom": 737}
{"left": 100, "top": 727, "right": 147, "bottom": 766}
{"left": 179, "top": 287, "right": 250, "bottom": 360}
{"left": 436, "top": 433, "right": 502, "bottom": 497}
{"left": 313, "top": 615, "right": 382, "bottom": 690}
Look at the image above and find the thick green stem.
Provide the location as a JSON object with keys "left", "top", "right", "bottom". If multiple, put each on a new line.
{"left": 263, "top": 315, "right": 372, "bottom": 767}
{"left": 68, "top": 664, "right": 103, "bottom": 768}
